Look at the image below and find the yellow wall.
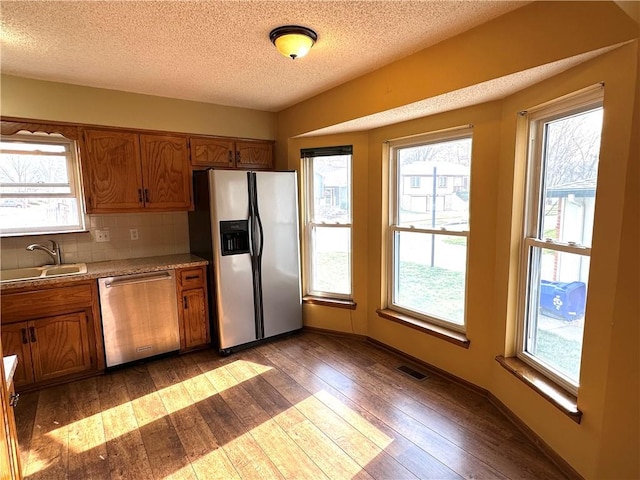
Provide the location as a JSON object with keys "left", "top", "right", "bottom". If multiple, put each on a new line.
{"left": 280, "top": 2, "right": 638, "bottom": 478}
{"left": 0, "top": 74, "right": 277, "bottom": 139}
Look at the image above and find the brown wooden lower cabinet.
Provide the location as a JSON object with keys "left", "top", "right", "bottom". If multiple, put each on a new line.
{"left": 1, "top": 350, "right": 22, "bottom": 480}
{"left": 176, "top": 266, "right": 210, "bottom": 351}
{"left": 4, "top": 381, "right": 21, "bottom": 479}
{"left": 0, "top": 281, "right": 104, "bottom": 392}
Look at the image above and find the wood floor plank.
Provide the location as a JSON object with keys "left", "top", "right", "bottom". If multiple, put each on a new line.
{"left": 121, "top": 365, "right": 196, "bottom": 480}
{"left": 246, "top": 346, "right": 459, "bottom": 480}
{"left": 323, "top": 334, "right": 521, "bottom": 437}
{"left": 177, "top": 354, "right": 285, "bottom": 480}
{"left": 208, "top": 358, "right": 329, "bottom": 479}
{"left": 266, "top": 338, "right": 508, "bottom": 480}
{"left": 256, "top": 342, "right": 422, "bottom": 480}
{"left": 306, "top": 335, "right": 567, "bottom": 480}
{"left": 255, "top": 342, "right": 466, "bottom": 480}
{"left": 96, "top": 371, "right": 154, "bottom": 480}
{"left": 146, "top": 358, "right": 240, "bottom": 480}
{"left": 23, "top": 384, "right": 69, "bottom": 480}
{"left": 66, "top": 377, "right": 109, "bottom": 480}
{"left": 14, "top": 332, "right": 569, "bottom": 480}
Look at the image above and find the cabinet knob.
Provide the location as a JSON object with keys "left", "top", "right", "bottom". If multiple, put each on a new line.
{"left": 184, "top": 296, "right": 188, "bottom": 309}
{"left": 138, "top": 189, "right": 143, "bottom": 203}
{"left": 144, "top": 188, "right": 150, "bottom": 203}
{"left": 9, "top": 392, "right": 19, "bottom": 408}
{"left": 29, "top": 326, "right": 37, "bottom": 343}
{"left": 21, "top": 328, "right": 28, "bottom": 344}
{"left": 236, "top": 151, "right": 241, "bottom": 164}
{"left": 228, "top": 150, "right": 233, "bottom": 165}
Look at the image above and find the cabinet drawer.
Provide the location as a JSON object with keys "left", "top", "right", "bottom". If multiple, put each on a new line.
{"left": 1, "top": 283, "right": 93, "bottom": 323}
{"left": 179, "top": 267, "right": 205, "bottom": 289}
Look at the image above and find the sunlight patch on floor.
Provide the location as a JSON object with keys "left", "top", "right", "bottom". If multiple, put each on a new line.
{"left": 41, "top": 360, "right": 270, "bottom": 458}
{"left": 30, "top": 359, "right": 394, "bottom": 478}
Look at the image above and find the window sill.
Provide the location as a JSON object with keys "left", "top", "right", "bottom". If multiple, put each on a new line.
{"left": 495, "top": 355, "right": 582, "bottom": 424}
{"left": 376, "top": 308, "right": 470, "bottom": 349}
{"left": 303, "top": 295, "right": 357, "bottom": 310}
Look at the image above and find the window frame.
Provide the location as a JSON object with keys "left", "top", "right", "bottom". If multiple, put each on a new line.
{"left": 516, "top": 86, "right": 604, "bottom": 395}
{"left": 387, "top": 127, "right": 473, "bottom": 333}
{"left": 0, "top": 132, "right": 86, "bottom": 237}
{"left": 301, "top": 146, "right": 353, "bottom": 300}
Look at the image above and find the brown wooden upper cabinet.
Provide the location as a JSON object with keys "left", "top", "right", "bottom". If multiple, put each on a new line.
{"left": 190, "top": 136, "right": 274, "bottom": 170}
{"left": 82, "top": 128, "right": 192, "bottom": 213}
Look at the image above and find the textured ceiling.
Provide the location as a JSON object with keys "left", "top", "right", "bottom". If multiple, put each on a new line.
{"left": 1, "top": 1, "right": 528, "bottom": 113}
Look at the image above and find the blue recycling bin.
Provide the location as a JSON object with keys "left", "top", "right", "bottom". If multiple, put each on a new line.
{"left": 539, "top": 280, "right": 586, "bottom": 321}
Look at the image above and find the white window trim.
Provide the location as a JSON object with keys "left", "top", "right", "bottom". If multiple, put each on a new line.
{"left": 387, "top": 126, "right": 473, "bottom": 333}
{"left": 0, "top": 133, "right": 86, "bottom": 237}
{"left": 302, "top": 151, "right": 353, "bottom": 300}
{"left": 515, "top": 85, "right": 604, "bottom": 395}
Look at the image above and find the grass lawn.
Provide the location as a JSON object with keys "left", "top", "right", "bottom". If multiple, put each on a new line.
{"left": 533, "top": 329, "right": 582, "bottom": 381}
{"left": 396, "top": 261, "right": 465, "bottom": 323}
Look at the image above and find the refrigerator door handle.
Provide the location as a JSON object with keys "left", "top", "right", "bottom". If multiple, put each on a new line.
{"left": 247, "top": 215, "right": 254, "bottom": 257}
{"left": 255, "top": 197, "right": 265, "bottom": 258}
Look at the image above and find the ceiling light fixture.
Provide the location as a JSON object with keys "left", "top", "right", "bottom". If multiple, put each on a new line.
{"left": 269, "top": 25, "right": 317, "bottom": 60}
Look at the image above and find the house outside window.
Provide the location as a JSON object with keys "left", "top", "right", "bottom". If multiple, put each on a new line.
{"left": 0, "top": 132, "right": 85, "bottom": 236}
{"left": 517, "top": 87, "right": 603, "bottom": 394}
{"left": 302, "top": 146, "right": 353, "bottom": 299}
{"left": 388, "top": 129, "right": 472, "bottom": 331}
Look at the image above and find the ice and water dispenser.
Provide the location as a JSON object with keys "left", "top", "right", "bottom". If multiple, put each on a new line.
{"left": 220, "top": 220, "right": 250, "bottom": 256}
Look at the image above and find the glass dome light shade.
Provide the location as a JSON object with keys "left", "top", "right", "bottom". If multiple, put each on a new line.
{"left": 270, "top": 26, "right": 317, "bottom": 60}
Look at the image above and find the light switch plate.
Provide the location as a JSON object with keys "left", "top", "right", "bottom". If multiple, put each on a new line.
{"left": 130, "top": 228, "right": 139, "bottom": 240}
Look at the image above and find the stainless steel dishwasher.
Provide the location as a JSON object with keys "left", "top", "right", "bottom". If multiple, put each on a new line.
{"left": 98, "top": 270, "right": 180, "bottom": 367}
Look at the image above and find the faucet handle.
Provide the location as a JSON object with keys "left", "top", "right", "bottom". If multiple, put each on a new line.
{"left": 49, "top": 239, "right": 62, "bottom": 264}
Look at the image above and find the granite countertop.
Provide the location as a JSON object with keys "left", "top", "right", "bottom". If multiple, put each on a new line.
{"left": 0, "top": 253, "right": 208, "bottom": 291}
{"left": 3, "top": 355, "right": 18, "bottom": 389}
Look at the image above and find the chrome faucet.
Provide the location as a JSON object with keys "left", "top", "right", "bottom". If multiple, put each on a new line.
{"left": 26, "top": 240, "right": 62, "bottom": 265}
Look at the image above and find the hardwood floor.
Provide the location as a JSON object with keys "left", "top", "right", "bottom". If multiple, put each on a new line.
{"left": 13, "top": 332, "right": 568, "bottom": 479}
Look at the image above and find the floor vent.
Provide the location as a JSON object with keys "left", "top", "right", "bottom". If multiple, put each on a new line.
{"left": 397, "top": 365, "right": 427, "bottom": 381}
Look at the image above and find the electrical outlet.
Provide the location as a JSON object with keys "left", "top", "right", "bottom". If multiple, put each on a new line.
{"left": 130, "top": 228, "right": 139, "bottom": 241}
{"left": 95, "top": 229, "right": 110, "bottom": 243}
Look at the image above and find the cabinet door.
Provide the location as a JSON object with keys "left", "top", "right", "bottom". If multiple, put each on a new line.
{"left": 190, "top": 137, "right": 235, "bottom": 168}
{"left": 182, "top": 289, "right": 209, "bottom": 349}
{"left": 83, "top": 129, "right": 144, "bottom": 212}
{"left": 30, "top": 312, "right": 93, "bottom": 383}
{"left": 1, "top": 323, "right": 34, "bottom": 389}
{"left": 235, "top": 141, "right": 274, "bottom": 170}
{"left": 140, "top": 134, "right": 192, "bottom": 210}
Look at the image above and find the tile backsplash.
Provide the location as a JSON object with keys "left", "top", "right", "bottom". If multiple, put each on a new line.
{"left": 0, "top": 212, "right": 190, "bottom": 270}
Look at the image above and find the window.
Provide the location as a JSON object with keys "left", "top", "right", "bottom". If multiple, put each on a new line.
{"left": 437, "top": 176, "right": 447, "bottom": 188}
{"left": 388, "top": 129, "right": 472, "bottom": 331}
{"left": 302, "top": 146, "right": 353, "bottom": 299}
{"left": 517, "top": 87, "right": 603, "bottom": 394}
{"left": 0, "top": 133, "right": 85, "bottom": 236}
{"left": 410, "top": 176, "right": 420, "bottom": 188}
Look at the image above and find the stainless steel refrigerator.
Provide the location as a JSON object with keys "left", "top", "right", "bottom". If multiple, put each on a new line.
{"left": 189, "top": 169, "right": 302, "bottom": 354}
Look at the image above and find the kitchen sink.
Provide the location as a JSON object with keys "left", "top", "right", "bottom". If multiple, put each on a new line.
{"left": 43, "top": 264, "right": 87, "bottom": 276}
{"left": 0, "top": 263, "right": 87, "bottom": 283}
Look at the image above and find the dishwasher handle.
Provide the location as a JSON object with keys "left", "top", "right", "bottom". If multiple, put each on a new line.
{"left": 103, "top": 271, "right": 172, "bottom": 288}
